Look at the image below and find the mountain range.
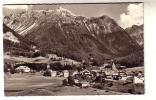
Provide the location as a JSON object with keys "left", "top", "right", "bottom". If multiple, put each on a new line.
{"left": 3, "top": 7, "right": 144, "bottom": 66}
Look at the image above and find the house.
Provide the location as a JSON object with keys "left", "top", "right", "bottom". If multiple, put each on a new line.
{"left": 119, "top": 66, "right": 126, "bottom": 70}
{"left": 112, "top": 73, "right": 121, "bottom": 80}
{"left": 51, "top": 70, "right": 57, "bottom": 77}
{"left": 15, "top": 66, "right": 30, "bottom": 73}
{"left": 103, "top": 63, "right": 109, "bottom": 68}
{"left": 125, "top": 76, "right": 144, "bottom": 84}
{"left": 56, "top": 71, "right": 63, "bottom": 77}
{"left": 47, "top": 64, "right": 50, "bottom": 69}
{"left": 115, "top": 64, "right": 126, "bottom": 70}
{"left": 81, "top": 69, "right": 90, "bottom": 75}
{"left": 118, "top": 71, "right": 127, "bottom": 77}
{"left": 63, "top": 70, "right": 69, "bottom": 78}
{"left": 80, "top": 81, "right": 90, "bottom": 88}
{"left": 104, "top": 65, "right": 112, "bottom": 72}
{"left": 91, "top": 69, "right": 100, "bottom": 77}
{"left": 133, "top": 76, "right": 144, "bottom": 84}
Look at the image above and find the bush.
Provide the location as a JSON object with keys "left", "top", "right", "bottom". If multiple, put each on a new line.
{"left": 62, "top": 79, "right": 68, "bottom": 86}
{"left": 67, "top": 76, "right": 75, "bottom": 86}
{"left": 43, "top": 69, "right": 51, "bottom": 76}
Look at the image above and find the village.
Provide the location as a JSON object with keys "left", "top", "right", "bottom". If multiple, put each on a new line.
{"left": 4, "top": 53, "right": 144, "bottom": 95}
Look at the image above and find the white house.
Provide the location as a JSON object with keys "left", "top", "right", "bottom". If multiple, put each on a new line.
{"left": 16, "top": 66, "right": 30, "bottom": 73}
{"left": 51, "top": 71, "right": 57, "bottom": 77}
{"left": 133, "top": 76, "right": 144, "bottom": 84}
{"left": 63, "top": 70, "right": 69, "bottom": 78}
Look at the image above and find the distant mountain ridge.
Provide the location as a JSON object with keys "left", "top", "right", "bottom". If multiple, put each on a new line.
{"left": 3, "top": 7, "right": 142, "bottom": 65}
{"left": 125, "top": 24, "right": 144, "bottom": 46}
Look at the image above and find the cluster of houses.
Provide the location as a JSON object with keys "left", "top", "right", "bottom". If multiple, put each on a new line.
{"left": 4, "top": 57, "right": 144, "bottom": 83}
{"left": 4, "top": 54, "right": 144, "bottom": 87}
{"left": 40, "top": 59, "right": 144, "bottom": 90}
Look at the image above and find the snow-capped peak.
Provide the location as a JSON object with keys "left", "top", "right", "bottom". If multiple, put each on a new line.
{"left": 56, "top": 6, "right": 76, "bottom": 16}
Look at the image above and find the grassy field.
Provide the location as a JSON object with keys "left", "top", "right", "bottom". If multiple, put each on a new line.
{"left": 4, "top": 73, "right": 130, "bottom": 96}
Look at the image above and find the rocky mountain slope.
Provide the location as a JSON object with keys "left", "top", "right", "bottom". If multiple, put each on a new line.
{"left": 3, "top": 7, "right": 142, "bottom": 65}
{"left": 125, "top": 25, "right": 144, "bottom": 46}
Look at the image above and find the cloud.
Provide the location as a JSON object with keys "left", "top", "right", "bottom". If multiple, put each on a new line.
{"left": 118, "top": 3, "right": 143, "bottom": 29}
{"left": 3, "top": 5, "right": 29, "bottom": 10}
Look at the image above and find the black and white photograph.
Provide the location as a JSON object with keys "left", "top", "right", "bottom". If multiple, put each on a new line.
{"left": 3, "top": 3, "right": 144, "bottom": 96}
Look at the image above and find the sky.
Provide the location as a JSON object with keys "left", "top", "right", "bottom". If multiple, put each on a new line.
{"left": 3, "top": 3, "right": 143, "bottom": 28}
